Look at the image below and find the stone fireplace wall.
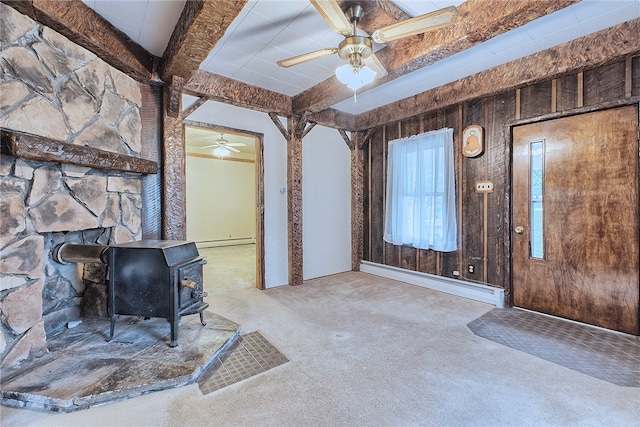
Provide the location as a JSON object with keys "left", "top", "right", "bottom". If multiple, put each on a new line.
{"left": 0, "top": 4, "right": 144, "bottom": 367}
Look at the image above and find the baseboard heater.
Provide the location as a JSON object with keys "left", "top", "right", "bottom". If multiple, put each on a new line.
{"left": 360, "top": 261, "right": 504, "bottom": 308}
{"left": 195, "top": 238, "right": 255, "bottom": 248}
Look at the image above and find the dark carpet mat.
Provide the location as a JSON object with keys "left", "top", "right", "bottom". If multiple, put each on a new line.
{"left": 198, "top": 331, "right": 288, "bottom": 394}
{"left": 468, "top": 308, "right": 640, "bottom": 387}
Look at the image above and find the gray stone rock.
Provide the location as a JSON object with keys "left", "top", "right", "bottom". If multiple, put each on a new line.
{"left": 28, "top": 193, "right": 99, "bottom": 233}
{"left": 99, "top": 89, "right": 126, "bottom": 126}
{"left": 28, "top": 166, "right": 62, "bottom": 206}
{"left": 59, "top": 77, "right": 97, "bottom": 133}
{"left": 117, "top": 107, "right": 142, "bottom": 153}
{"left": 14, "top": 159, "right": 33, "bottom": 180}
{"left": 74, "top": 119, "right": 128, "bottom": 155}
{"left": 0, "top": 275, "right": 28, "bottom": 292}
{"left": 41, "top": 27, "right": 96, "bottom": 64}
{"left": 42, "top": 275, "right": 73, "bottom": 314}
{"left": 0, "top": 3, "right": 36, "bottom": 45}
{"left": 65, "top": 175, "right": 107, "bottom": 217}
{"left": 0, "top": 193, "right": 26, "bottom": 249}
{"left": 76, "top": 58, "right": 107, "bottom": 100}
{"left": 112, "top": 71, "right": 141, "bottom": 107}
{"left": 121, "top": 193, "right": 141, "bottom": 234}
{"left": 110, "top": 225, "right": 133, "bottom": 244}
{"left": 0, "top": 95, "right": 68, "bottom": 141}
{"left": 101, "top": 194, "right": 119, "bottom": 228}
{"left": 0, "top": 176, "right": 26, "bottom": 194}
{"left": 1, "top": 278, "right": 43, "bottom": 334}
{"left": 61, "top": 164, "right": 91, "bottom": 177}
{"left": 1, "top": 321, "right": 48, "bottom": 368}
{"left": 0, "top": 235, "right": 43, "bottom": 277}
{"left": 82, "top": 282, "right": 108, "bottom": 317}
{"left": 0, "top": 155, "right": 14, "bottom": 176}
{"left": 32, "top": 41, "right": 81, "bottom": 77}
{"left": 43, "top": 306, "right": 81, "bottom": 337}
{"left": 107, "top": 176, "right": 141, "bottom": 194}
{"left": 82, "top": 262, "right": 106, "bottom": 285}
{"left": 0, "top": 80, "right": 30, "bottom": 113}
{"left": 0, "top": 329, "right": 5, "bottom": 355}
{"left": 0, "top": 46, "right": 54, "bottom": 98}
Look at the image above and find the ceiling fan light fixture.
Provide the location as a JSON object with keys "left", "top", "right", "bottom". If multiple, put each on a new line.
{"left": 335, "top": 63, "right": 376, "bottom": 91}
{"left": 213, "top": 146, "right": 230, "bottom": 157}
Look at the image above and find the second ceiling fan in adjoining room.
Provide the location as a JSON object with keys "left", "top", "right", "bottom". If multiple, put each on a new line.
{"left": 202, "top": 134, "right": 246, "bottom": 157}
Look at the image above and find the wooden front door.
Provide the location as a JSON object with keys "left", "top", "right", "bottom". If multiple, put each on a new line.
{"left": 512, "top": 105, "right": 639, "bottom": 335}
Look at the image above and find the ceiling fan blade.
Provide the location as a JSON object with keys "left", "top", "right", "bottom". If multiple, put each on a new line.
{"left": 226, "top": 143, "right": 246, "bottom": 147}
{"left": 309, "top": 0, "right": 352, "bottom": 36}
{"left": 277, "top": 48, "right": 338, "bottom": 68}
{"left": 227, "top": 146, "right": 241, "bottom": 153}
{"left": 372, "top": 6, "right": 459, "bottom": 44}
{"left": 364, "top": 54, "right": 388, "bottom": 78}
{"left": 201, "top": 144, "right": 218, "bottom": 149}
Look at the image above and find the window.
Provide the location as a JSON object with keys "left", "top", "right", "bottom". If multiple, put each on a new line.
{"left": 384, "top": 128, "right": 457, "bottom": 252}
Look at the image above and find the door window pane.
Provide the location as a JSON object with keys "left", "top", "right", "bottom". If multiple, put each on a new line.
{"left": 530, "top": 140, "right": 544, "bottom": 259}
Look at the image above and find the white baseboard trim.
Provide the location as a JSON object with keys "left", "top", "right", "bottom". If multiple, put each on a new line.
{"left": 195, "top": 238, "right": 255, "bottom": 248}
{"left": 360, "top": 261, "right": 504, "bottom": 308}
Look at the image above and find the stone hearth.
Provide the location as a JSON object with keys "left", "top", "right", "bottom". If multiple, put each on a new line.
{"left": 0, "top": 311, "right": 240, "bottom": 412}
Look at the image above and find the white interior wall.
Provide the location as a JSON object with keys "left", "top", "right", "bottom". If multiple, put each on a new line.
{"left": 186, "top": 156, "right": 256, "bottom": 244}
{"left": 302, "top": 125, "right": 352, "bottom": 279}
{"left": 186, "top": 100, "right": 351, "bottom": 287}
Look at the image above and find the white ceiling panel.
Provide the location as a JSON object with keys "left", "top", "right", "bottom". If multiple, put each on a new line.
{"left": 83, "top": 0, "right": 639, "bottom": 115}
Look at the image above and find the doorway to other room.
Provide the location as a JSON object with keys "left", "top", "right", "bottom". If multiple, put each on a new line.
{"left": 184, "top": 123, "right": 265, "bottom": 292}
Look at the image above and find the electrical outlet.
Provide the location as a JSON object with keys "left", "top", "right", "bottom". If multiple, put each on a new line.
{"left": 475, "top": 181, "right": 494, "bottom": 193}
{"left": 468, "top": 264, "right": 475, "bottom": 274}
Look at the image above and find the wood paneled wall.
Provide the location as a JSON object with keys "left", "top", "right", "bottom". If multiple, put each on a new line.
{"left": 362, "top": 56, "right": 640, "bottom": 299}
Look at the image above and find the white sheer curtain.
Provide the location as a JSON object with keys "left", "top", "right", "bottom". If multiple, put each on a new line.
{"left": 384, "top": 128, "right": 457, "bottom": 252}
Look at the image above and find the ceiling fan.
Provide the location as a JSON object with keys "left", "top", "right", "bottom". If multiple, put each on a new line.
{"left": 201, "top": 134, "right": 246, "bottom": 154}
{"left": 277, "top": 0, "right": 459, "bottom": 89}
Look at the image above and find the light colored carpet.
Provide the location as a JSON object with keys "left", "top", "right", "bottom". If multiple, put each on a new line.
{"left": 200, "top": 245, "right": 256, "bottom": 294}
{"left": 2, "top": 271, "right": 639, "bottom": 426}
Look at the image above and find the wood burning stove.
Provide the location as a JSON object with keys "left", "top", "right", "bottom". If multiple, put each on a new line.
{"left": 55, "top": 240, "right": 208, "bottom": 347}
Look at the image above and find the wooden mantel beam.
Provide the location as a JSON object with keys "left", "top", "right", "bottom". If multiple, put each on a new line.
{"left": 292, "top": 0, "right": 580, "bottom": 114}
{"left": 160, "top": 0, "right": 247, "bottom": 83}
{"left": 3, "top": 0, "right": 158, "bottom": 84}
{"left": 356, "top": 19, "right": 640, "bottom": 130}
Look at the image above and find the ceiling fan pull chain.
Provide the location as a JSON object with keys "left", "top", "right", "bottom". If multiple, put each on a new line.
{"left": 354, "top": 89, "right": 357, "bottom": 103}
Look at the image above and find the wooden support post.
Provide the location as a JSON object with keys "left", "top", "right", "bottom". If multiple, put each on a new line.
{"left": 162, "top": 76, "right": 187, "bottom": 240}
{"left": 287, "top": 115, "right": 306, "bottom": 285}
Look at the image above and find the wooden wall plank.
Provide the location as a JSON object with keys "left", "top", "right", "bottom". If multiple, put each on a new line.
{"left": 520, "top": 81, "right": 552, "bottom": 120}
{"left": 441, "top": 105, "right": 461, "bottom": 278}
{"left": 633, "top": 57, "right": 640, "bottom": 97}
{"left": 556, "top": 74, "right": 578, "bottom": 112}
{"left": 461, "top": 99, "right": 486, "bottom": 282}
{"left": 383, "top": 123, "right": 399, "bottom": 268}
{"left": 368, "top": 127, "right": 385, "bottom": 264}
{"left": 485, "top": 91, "right": 516, "bottom": 291}
{"left": 584, "top": 62, "right": 626, "bottom": 106}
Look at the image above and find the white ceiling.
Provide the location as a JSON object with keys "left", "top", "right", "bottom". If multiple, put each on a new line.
{"left": 83, "top": 0, "right": 640, "bottom": 115}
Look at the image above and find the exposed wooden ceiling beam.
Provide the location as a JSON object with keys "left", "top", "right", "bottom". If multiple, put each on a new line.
{"left": 356, "top": 19, "right": 640, "bottom": 130}
{"left": 185, "top": 70, "right": 293, "bottom": 116}
{"left": 292, "top": 0, "right": 581, "bottom": 114}
{"left": 160, "top": 0, "right": 247, "bottom": 83}
{"left": 185, "top": 70, "right": 358, "bottom": 130}
{"left": 3, "top": 0, "right": 158, "bottom": 84}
